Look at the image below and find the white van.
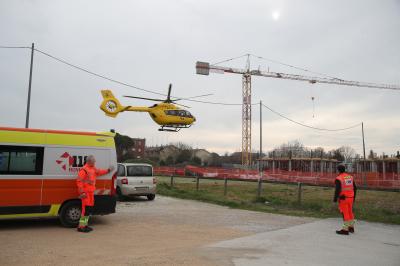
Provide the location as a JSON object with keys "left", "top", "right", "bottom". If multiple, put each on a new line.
{"left": 116, "top": 163, "right": 156, "bottom": 200}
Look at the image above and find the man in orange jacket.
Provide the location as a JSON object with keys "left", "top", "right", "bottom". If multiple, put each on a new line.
{"left": 76, "top": 155, "right": 114, "bottom": 233}
{"left": 334, "top": 164, "right": 357, "bottom": 235}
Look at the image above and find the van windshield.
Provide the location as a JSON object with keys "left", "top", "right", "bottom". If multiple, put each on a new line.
{"left": 127, "top": 165, "right": 152, "bottom": 177}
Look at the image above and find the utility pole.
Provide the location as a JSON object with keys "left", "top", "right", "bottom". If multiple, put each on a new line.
{"left": 362, "top": 122, "right": 367, "bottom": 187}
{"left": 25, "top": 43, "right": 34, "bottom": 128}
{"left": 257, "top": 100, "right": 263, "bottom": 198}
{"left": 260, "top": 100, "right": 262, "bottom": 160}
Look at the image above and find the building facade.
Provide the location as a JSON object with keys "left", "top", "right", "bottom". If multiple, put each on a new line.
{"left": 131, "top": 138, "right": 145, "bottom": 159}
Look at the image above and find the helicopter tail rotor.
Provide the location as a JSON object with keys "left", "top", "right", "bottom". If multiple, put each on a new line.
{"left": 100, "top": 90, "right": 129, "bottom": 118}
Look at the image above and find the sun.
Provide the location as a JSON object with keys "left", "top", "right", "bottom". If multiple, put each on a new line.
{"left": 272, "top": 11, "right": 280, "bottom": 21}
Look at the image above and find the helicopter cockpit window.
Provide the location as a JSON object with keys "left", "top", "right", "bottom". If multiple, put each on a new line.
{"left": 165, "top": 110, "right": 177, "bottom": 116}
{"left": 165, "top": 110, "right": 193, "bottom": 118}
{"left": 184, "top": 111, "right": 193, "bottom": 117}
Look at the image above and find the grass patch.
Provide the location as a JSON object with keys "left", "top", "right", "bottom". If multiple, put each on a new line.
{"left": 157, "top": 176, "right": 400, "bottom": 224}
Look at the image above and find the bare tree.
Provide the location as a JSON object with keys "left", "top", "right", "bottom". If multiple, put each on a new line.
{"left": 272, "top": 140, "right": 307, "bottom": 158}
{"left": 173, "top": 142, "right": 192, "bottom": 151}
{"left": 338, "top": 146, "right": 356, "bottom": 162}
{"left": 368, "top": 149, "right": 377, "bottom": 159}
{"left": 311, "top": 147, "right": 325, "bottom": 158}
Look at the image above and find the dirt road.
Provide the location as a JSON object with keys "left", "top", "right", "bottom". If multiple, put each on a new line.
{"left": 0, "top": 196, "right": 312, "bottom": 265}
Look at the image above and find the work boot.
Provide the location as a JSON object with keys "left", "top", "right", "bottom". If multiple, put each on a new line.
{"left": 77, "top": 227, "right": 91, "bottom": 233}
{"left": 336, "top": 229, "right": 349, "bottom": 235}
{"left": 86, "top": 226, "right": 94, "bottom": 232}
{"left": 348, "top": 227, "right": 355, "bottom": 233}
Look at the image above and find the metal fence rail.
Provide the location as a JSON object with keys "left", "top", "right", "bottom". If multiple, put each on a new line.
{"left": 154, "top": 166, "right": 400, "bottom": 190}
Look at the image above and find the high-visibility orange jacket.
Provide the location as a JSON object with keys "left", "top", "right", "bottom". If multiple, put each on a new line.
{"left": 335, "top": 173, "right": 355, "bottom": 198}
{"left": 77, "top": 164, "right": 110, "bottom": 193}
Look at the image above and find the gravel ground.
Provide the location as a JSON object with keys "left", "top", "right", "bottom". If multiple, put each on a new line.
{"left": 0, "top": 196, "right": 313, "bottom": 265}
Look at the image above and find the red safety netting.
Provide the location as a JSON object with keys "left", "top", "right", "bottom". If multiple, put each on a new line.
{"left": 154, "top": 166, "right": 400, "bottom": 190}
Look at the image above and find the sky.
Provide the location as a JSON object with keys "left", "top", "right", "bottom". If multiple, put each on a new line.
{"left": 0, "top": 0, "right": 399, "bottom": 156}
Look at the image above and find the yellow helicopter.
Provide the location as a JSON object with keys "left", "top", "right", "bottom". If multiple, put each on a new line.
{"left": 100, "top": 84, "right": 197, "bottom": 132}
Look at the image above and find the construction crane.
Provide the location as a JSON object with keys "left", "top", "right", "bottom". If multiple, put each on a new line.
{"left": 195, "top": 55, "right": 400, "bottom": 166}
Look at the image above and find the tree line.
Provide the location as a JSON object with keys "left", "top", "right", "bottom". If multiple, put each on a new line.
{"left": 115, "top": 133, "right": 399, "bottom": 166}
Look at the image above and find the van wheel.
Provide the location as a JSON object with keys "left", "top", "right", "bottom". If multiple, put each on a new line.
{"left": 59, "top": 201, "right": 81, "bottom": 228}
{"left": 147, "top": 194, "right": 155, "bottom": 201}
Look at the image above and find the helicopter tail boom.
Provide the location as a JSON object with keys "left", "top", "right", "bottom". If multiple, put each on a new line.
{"left": 100, "top": 90, "right": 152, "bottom": 118}
{"left": 100, "top": 90, "right": 128, "bottom": 118}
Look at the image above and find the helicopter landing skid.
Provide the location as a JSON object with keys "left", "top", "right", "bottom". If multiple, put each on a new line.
{"left": 158, "top": 125, "right": 191, "bottom": 132}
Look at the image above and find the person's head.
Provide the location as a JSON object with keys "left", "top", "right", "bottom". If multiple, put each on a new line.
{"left": 337, "top": 164, "right": 346, "bottom": 174}
{"left": 86, "top": 155, "right": 96, "bottom": 167}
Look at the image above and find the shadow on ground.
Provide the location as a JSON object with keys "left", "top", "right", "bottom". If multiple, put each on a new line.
{"left": 0, "top": 196, "right": 153, "bottom": 230}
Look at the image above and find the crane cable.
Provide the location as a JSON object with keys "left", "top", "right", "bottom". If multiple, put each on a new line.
{"left": 211, "top": 54, "right": 249, "bottom": 66}
{"left": 249, "top": 53, "right": 343, "bottom": 80}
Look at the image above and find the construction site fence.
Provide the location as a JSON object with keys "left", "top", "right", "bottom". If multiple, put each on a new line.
{"left": 154, "top": 166, "right": 400, "bottom": 190}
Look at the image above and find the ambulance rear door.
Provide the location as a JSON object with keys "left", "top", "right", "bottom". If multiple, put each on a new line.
{"left": 0, "top": 145, "right": 45, "bottom": 214}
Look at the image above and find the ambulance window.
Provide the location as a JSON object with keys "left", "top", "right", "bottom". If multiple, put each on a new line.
{"left": 117, "top": 164, "right": 126, "bottom": 177}
{"left": 9, "top": 152, "right": 37, "bottom": 172}
{"left": 0, "top": 152, "right": 9, "bottom": 171}
{"left": 0, "top": 146, "right": 44, "bottom": 175}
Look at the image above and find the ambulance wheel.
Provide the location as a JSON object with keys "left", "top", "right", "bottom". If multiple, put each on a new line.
{"left": 147, "top": 194, "right": 155, "bottom": 201}
{"left": 59, "top": 201, "right": 81, "bottom": 227}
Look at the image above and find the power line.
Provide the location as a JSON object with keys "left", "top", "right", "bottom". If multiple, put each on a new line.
{"left": 35, "top": 48, "right": 249, "bottom": 105}
{"left": 0, "top": 45, "right": 367, "bottom": 129}
{"left": 1, "top": 45, "right": 167, "bottom": 97}
{"left": 179, "top": 98, "right": 257, "bottom": 106}
{"left": 33, "top": 48, "right": 169, "bottom": 97}
{"left": 261, "top": 103, "right": 361, "bottom": 131}
{"left": 34, "top": 48, "right": 248, "bottom": 104}
{"left": 1, "top": 45, "right": 250, "bottom": 105}
{"left": 0, "top": 45, "right": 252, "bottom": 105}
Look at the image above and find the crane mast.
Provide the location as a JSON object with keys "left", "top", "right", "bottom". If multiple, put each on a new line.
{"left": 196, "top": 60, "right": 400, "bottom": 167}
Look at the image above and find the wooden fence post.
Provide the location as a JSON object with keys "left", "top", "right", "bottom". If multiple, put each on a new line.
{"left": 297, "top": 182, "right": 302, "bottom": 204}
{"left": 224, "top": 177, "right": 228, "bottom": 196}
{"left": 257, "top": 178, "right": 262, "bottom": 198}
{"left": 196, "top": 176, "right": 200, "bottom": 191}
{"left": 170, "top": 175, "right": 174, "bottom": 188}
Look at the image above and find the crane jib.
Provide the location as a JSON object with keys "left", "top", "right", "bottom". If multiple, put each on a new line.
{"left": 197, "top": 61, "right": 400, "bottom": 91}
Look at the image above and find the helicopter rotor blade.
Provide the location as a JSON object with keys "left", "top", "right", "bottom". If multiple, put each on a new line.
{"left": 167, "top": 84, "right": 172, "bottom": 102}
{"left": 174, "top": 102, "right": 191, "bottom": 109}
{"left": 172, "top": 93, "right": 213, "bottom": 101}
{"left": 123, "top": 95, "right": 165, "bottom": 102}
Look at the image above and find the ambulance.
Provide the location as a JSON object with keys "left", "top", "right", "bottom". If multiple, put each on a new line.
{"left": 0, "top": 127, "right": 118, "bottom": 227}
